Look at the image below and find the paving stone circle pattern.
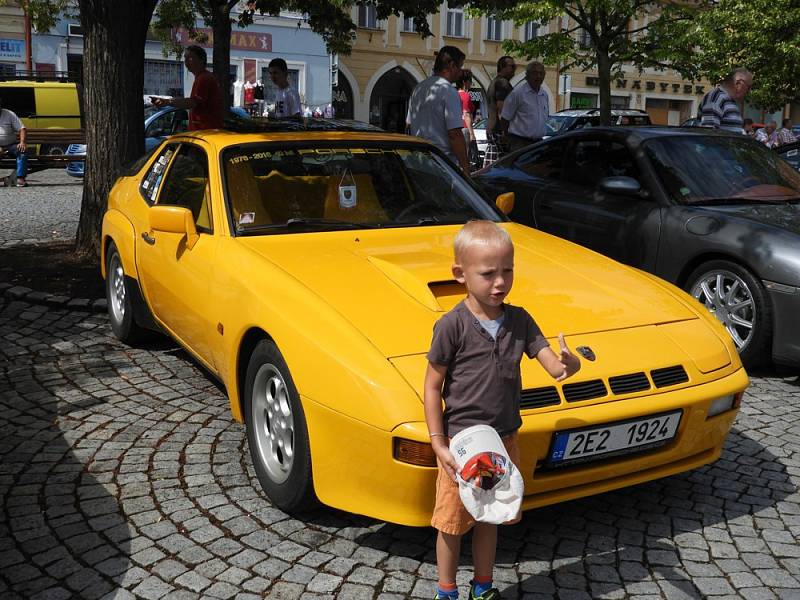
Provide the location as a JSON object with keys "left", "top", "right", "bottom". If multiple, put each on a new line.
{"left": 1, "top": 297, "right": 798, "bottom": 599}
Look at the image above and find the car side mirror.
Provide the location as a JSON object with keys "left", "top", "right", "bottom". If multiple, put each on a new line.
{"left": 149, "top": 205, "right": 199, "bottom": 249}
{"left": 598, "top": 176, "right": 642, "bottom": 197}
{"left": 495, "top": 192, "right": 515, "bottom": 214}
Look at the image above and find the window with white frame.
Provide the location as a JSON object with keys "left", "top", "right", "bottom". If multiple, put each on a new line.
{"left": 358, "top": 4, "right": 378, "bottom": 29}
{"left": 401, "top": 14, "right": 416, "bottom": 32}
{"left": 524, "top": 21, "right": 539, "bottom": 41}
{"left": 486, "top": 16, "right": 503, "bottom": 41}
{"left": 446, "top": 4, "right": 464, "bottom": 37}
{"left": 578, "top": 27, "right": 593, "bottom": 48}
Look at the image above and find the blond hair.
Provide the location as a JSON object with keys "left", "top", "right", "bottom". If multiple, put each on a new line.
{"left": 453, "top": 220, "right": 512, "bottom": 263}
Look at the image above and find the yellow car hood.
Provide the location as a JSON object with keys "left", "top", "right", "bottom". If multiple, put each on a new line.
{"left": 237, "top": 223, "right": 698, "bottom": 357}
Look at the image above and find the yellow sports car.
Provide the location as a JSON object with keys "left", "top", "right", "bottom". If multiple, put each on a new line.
{"left": 101, "top": 121, "right": 748, "bottom": 526}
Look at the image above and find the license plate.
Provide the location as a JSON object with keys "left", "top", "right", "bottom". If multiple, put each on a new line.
{"left": 547, "top": 410, "right": 682, "bottom": 468}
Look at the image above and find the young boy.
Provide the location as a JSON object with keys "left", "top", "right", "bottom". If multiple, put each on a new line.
{"left": 424, "top": 220, "right": 581, "bottom": 600}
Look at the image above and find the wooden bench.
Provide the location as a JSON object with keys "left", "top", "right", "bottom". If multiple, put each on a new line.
{"left": 1, "top": 128, "right": 86, "bottom": 185}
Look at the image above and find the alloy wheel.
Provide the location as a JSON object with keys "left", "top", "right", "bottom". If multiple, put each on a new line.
{"left": 251, "top": 363, "right": 295, "bottom": 483}
{"left": 690, "top": 269, "right": 755, "bottom": 350}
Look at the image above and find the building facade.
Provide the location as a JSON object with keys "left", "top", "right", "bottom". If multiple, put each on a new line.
{"left": 339, "top": 5, "right": 716, "bottom": 129}
{"left": 30, "top": 10, "right": 332, "bottom": 112}
{"left": 0, "top": 2, "right": 26, "bottom": 76}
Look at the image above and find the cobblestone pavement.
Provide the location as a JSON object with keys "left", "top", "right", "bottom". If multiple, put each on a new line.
{"left": 1, "top": 298, "right": 799, "bottom": 600}
{"left": 0, "top": 169, "right": 82, "bottom": 244}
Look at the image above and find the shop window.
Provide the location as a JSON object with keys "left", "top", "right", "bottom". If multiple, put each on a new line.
{"left": 260, "top": 67, "right": 301, "bottom": 104}
{"left": 446, "top": 4, "right": 464, "bottom": 37}
{"left": 144, "top": 59, "right": 183, "bottom": 97}
{"left": 0, "top": 63, "right": 15, "bottom": 77}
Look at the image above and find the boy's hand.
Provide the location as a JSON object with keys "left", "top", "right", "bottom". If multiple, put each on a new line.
{"left": 555, "top": 333, "right": 581, "bottom": 381}
{"left": 431, "top": 439, "right": 459, "bottom": 482}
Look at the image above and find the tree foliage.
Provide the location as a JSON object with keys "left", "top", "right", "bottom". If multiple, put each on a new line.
{"left": 469, "top": 0, "right": 703, "bottom": 123}
{"left": 678, "top": 0, "right": 800, "bottom": 111}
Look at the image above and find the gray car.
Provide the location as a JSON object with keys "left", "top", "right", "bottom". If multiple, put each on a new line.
{"left": 474, "top": 127, "right": 800, "bottom": 369}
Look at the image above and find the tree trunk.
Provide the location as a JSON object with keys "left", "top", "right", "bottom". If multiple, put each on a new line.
{"left": 76, "top": 0, "right": 158, "bottom": 259}
{"left": 211, "top": 2, "right": 233, "bottom": 111}
{"left": 596, "top": 50, "right": 612, "bottom": 126}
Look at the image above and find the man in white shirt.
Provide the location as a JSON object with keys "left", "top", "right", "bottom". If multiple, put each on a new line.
{"left": 268, "top": 58, "right": 302, "bottom": 118}
{"left": 0, "top": 98, "right": 28, "bottom": 186}
{"left": 500, "top": 62, "right": 549, "bottom": 153}
{"left": 407, "top": 46, "right": 469, "bottom": 174}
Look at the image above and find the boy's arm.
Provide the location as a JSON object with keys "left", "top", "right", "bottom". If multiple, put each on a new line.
{"left": 423, "top": 362, "right": 458, "bottom": 481}
{"left": 537, "top": 333, "right": 581, "bottom": 382}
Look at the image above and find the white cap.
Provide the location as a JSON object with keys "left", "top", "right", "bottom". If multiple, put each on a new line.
{"left": 449, "top": 424, "right": 524, "bottom": 524}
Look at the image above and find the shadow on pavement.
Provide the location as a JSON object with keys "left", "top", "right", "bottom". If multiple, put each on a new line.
{"left": 0, "top": 299, "right": 133, "bottom": 599}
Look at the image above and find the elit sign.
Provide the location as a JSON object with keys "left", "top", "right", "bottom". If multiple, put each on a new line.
{"left": 0, "top": 38, "right": 24, "bottom": 60}
{"left": 585, "top": 76, "right": 705, "bottom": 95}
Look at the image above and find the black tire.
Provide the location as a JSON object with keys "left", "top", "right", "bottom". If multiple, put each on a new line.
{"left": 685, "top": 259, "right": 772, "bottom": 368}
{"left": 105, "top": 242, "right": 148, "bottom": 344}
{"left": 244, "top": 339, "right": 316, "bottom": 512}
{"left": 40, "top": 144, "right": 68, "bottom": 156}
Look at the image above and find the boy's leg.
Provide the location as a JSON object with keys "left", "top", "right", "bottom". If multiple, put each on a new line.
{"left": 436, "top": 530, "right": 462, "bottom": 598}
{"left": 471, "top": 522, "right": 497, "bottom": 577}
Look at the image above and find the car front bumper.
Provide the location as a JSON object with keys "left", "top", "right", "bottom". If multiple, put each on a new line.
{"left": 303, "top": 366, "right": 748, "bottom": 527}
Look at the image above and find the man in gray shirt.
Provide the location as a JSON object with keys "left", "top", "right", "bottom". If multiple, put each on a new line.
{"left": 501, "top": 62, "right": 549, "bottom": 153}
{"left": 407, "top": 46, "right": 470, "bottom": 174}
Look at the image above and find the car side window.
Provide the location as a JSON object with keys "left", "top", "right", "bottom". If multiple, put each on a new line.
{"left": 513, "top": 141, "right": 568, "bottom": 180}
{"left": 173, "top": 110, "right": 189, "bottom": 134}
{"left": 563, "top": 139, "right": 640, "bottom": 189}
{"left": 139, "top": 144, "right": 178, "bottom": 204}
{"left": 157, "top": 144, "right": 213, "bottom": 233}
{"left": 145, "top": 111, "right": 175, "bottom": 138}
{"left": 1, "top": 87, "right": 36, "bottom": 117}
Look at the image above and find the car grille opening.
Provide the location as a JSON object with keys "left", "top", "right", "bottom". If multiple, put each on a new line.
{"left": 608, "top": 372, "right": 650, "bottom": 395}
{"left": 651, "top": 365, "right": 689, "bottom": 388}
{"left": 563, "top": 379, "right": 608, "bottom": 402}
{"left": 520, "top": 386, "right": 561, "bottom": 410}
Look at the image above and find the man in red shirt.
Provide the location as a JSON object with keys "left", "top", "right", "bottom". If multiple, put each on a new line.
{"left": 152, "top": 45, "right": 223, "bottom": 131}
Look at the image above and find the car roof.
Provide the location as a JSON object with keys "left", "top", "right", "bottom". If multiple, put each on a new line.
{"left": 175, "top": 126, "right": 431, "bottom": 148}
{"left": 553, "top": 125, "right": 746, "bottom": 142}
{"left": 554, "top": 109, "right": 649, "bottom": 117}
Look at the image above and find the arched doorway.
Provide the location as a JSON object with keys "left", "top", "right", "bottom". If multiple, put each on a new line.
{"left": 332, "top": 75, "right": 354, "bottom": 119}
{"left": 368, "top": 67, "right": 417, "bottom": 133}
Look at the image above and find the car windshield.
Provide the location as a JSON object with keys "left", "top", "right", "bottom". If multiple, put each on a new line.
{"left": 223, "top": 143, "right": 501, "bottom": 234}
{"left": 645, "top": 135, "right": 800, "bottom": 204}
{"left": 546, "top": 115, "right": 572, "bottom": 134}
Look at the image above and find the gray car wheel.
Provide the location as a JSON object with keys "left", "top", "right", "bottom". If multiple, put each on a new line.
{"left": 686, "top": 260, "right": 771, "bottom": 368}
{"left": 105, "top": 242, "right": 148, "bottom": 344}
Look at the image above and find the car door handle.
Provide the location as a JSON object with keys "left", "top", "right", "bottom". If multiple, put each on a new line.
{"left": 141, "top": 231, "right": 156, "bottom": 245}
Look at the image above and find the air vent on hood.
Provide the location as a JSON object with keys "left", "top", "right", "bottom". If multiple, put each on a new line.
{"left": 563, "top": 379, "right": 608, "bottom": 402}
{"left": 609, "top": 372, "right": 650, "bottom": 395}
{"left": 651, "top": 365, "right": 689, "bottom": 388}
{"left": 520, "top": 386, "right": 561, "bottom": 410}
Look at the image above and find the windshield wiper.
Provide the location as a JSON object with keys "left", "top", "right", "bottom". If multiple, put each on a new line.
{"left": 237, "top": 218, "right": 379, "bottom": 234}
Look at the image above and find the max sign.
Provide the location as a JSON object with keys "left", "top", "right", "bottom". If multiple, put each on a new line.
{"left": 173, "top": 28, "right": 272, "bottom": 52}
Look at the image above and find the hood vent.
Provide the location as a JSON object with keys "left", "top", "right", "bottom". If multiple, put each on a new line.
{"left": 563, "top": 379, "right": 608, "bottom": 402}
{"left": 520, "top": 386, "right": 561, "bottom": 410}
{"left": 651, "top": 365, "right": 689, "bottom": 388}
{"left": 609, "top": 372, "right": 650, "bottom": 395}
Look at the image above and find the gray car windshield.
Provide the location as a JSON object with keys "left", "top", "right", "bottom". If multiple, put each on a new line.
{"left": 223, "top": 144, "right": 500, "bottom": 234}
{"left": 645, "top": 136, "right": 800, "bottom": 204}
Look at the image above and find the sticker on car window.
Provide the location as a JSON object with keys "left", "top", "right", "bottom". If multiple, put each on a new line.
{"left": 238, "top": 212, "right": 255, "bottom": 225}
{"left": 680, "top": 187, "right": 690, "bottom": 196}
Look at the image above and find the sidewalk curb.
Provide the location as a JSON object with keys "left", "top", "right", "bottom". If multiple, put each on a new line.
{"left": 0, "top": 281, "right": 106, "bottom": 314}
{"left": 1, "top": 238, "right": 106, "bottom": 314}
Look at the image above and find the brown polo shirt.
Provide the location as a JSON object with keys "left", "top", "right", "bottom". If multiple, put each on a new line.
{"left": 427, "top": 301, "right": 549, "bottom": 437}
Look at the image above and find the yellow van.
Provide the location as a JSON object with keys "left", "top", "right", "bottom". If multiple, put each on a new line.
{"left": 0, "top": 80, "right": 81, "bottom": 152}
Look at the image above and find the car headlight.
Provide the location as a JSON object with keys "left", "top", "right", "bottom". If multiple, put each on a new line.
{"left": 707, "top": 392, "right": 743, "bottom": 418}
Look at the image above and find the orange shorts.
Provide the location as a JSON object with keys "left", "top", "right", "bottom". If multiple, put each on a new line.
{"left": 430, "top": 432, "right": 522, "bottom": 535}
